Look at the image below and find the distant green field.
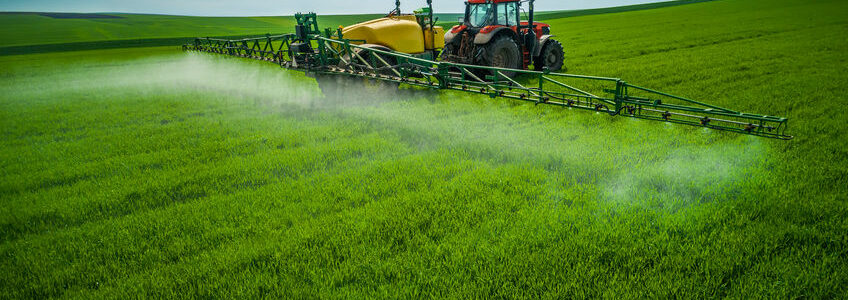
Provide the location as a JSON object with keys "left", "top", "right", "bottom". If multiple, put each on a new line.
{"left": 433, "top": 0, "right": 718, "bottom": 26}
{"left": 1, "top": 0, "right": 847, "bottom": 298}
{"left": 0, "top": 12, "right": 380, "bottom": 48}
{"left": 534, "top": 0, "right": 718, "bottom": 20}
{"left": 0, "top": 0, "right": 718, "bottom": 55}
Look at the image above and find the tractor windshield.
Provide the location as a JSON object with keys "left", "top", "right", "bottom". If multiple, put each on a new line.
{"left": 466, "top": 2, "right": 519, "bottom": 28}
{"left": 466, "top": 3, "right": 493, "bottom": 28}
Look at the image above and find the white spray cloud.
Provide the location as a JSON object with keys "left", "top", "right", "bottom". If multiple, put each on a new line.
{"left": 14, "top": 52, "right": 322, "bottom": 109}
{"left": 600, "top": 137, "right": 770, "bottom": 209}
{"left": 8, "top": 50, "right": 773, "bottom": 210}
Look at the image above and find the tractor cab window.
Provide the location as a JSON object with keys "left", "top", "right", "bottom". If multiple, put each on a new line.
{"left": 466, "top": 2, "right": 519, "bottom": 28}
{"left": 496, "top": 2, "right": 519, "bottom": 26}
{"left": 466, "top": 3, "right": 493, "bottom": 28}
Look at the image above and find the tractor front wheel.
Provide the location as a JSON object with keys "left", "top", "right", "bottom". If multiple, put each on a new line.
{"left": 535, "top": 39, "right": 565, "bottom": 72}
{"left": 481, "top": 36, "right": 521, "bottom": 78}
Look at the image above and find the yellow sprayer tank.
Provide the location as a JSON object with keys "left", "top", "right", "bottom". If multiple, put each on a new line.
{"left": 342, "top": 15, "right": 444, "bottom": 54}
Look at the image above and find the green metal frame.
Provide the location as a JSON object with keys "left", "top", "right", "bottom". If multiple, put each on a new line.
{"left": 183, "top": 13, "right": 792, "bottom": 140}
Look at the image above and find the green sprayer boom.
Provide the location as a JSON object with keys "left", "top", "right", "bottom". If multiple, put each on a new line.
{"left": 183, "top": 13, "right": 792, "bottom": 140}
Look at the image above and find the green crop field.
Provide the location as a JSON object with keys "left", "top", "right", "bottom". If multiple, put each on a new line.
{"left": 1, "top": 0, "right": 846, "bottom": 298}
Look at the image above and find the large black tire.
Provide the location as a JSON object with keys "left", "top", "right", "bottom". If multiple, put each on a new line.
{"left": 316, "top": 74, "right": 397, "bottom": 106}
{"left": 441, "top": 43, "right": 457, "bottom": 58}
{"left": 316, "top": 74, "right": 349, "bottom": 101}
{"left": 480, "top": 36, "right": 522, "bottom": 78}
{"left": 535, "top": 39, "right": 565, "bottom": 72}
{"left": 339, "top": 46, "right": 400, "bottom": 90}
{"left": 361, "top": 49, "right": 399, "bottom": 78}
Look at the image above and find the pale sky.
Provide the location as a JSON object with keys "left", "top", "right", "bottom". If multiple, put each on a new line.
{"left": 0, "top": 0, "right": 672, "bottom": 16}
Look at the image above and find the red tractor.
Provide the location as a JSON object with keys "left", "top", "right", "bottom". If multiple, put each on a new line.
{"left": 441, "top": 0, "right": 564, "bottom": 77}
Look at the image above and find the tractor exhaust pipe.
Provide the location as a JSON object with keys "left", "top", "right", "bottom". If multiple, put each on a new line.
{"left": 427, "top": 0, "right": 434, "bottom": 30}
{"left": 528, "top": 0, "right": 535, "bottom": 29}
{"left": 527, "top": 0, "right": 537, "bottom": 66}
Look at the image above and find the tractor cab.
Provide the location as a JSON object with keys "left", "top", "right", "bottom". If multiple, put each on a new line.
{"left": 443, "top": 0, "right": 563, "bottom": 76}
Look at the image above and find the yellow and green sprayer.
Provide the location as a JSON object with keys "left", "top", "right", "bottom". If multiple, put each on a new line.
{"left": 183, "top": 0, "right": 792, "bottom": 140}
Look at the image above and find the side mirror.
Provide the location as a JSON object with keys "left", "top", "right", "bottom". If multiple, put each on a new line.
{"left": 458, "top": 17, "right": 465, "bottom": 23}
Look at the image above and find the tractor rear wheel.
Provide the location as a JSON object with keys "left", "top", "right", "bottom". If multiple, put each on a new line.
{"left": 441, "top": 43, "right": 457, "bottom": 58}
{"left": 480, "top": 36, "right": 521, "bottom": 78}
{"left": 535, "top": 39, "right": 564, "bottom": 72}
